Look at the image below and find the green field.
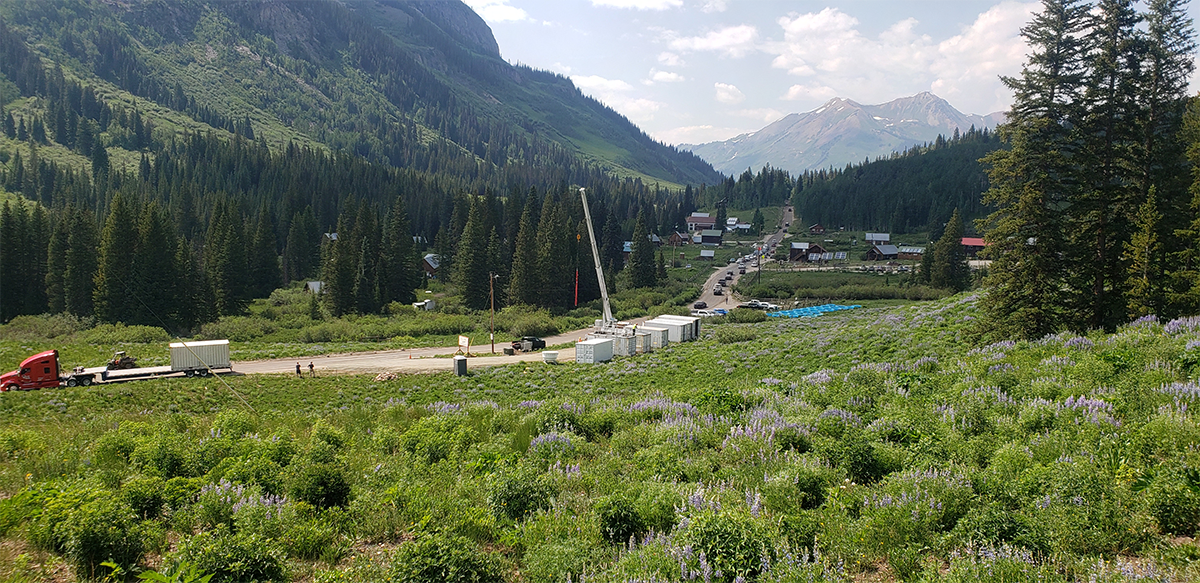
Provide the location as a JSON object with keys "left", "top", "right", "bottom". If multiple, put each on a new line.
{"left": 2, "top": 295, "right": 1199, "bottom": 582}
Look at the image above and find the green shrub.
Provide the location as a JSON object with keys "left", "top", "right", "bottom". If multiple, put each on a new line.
{"left": 122, "top": 475, "right": 167, "bottom": 519}
{"left": 59, "top": 497, "right": 146, "bottom": 580}
{"left": 488, "top": 468, "right": 553, "bottom": 521}
{"left": 287, "top": 463, "right": 351, "bottom": 509}
{"left": 400, "top": 415, "right": 478, "bottom": 464}
{"left": 79, "top": 323, "right": 171, "bottom": 344}
{"left": 131, "top": 433, "right": 195, "bottom": 479}
{"left": 210, "top": 410, "right": 257, "bottom": 438}
{"left": 523, "top": 538, "right": 597, "bottom": 583}
{"left": 284, "top": 516, "right": 344, "bottom": 562}
{"left": 678, "top": 509, "right": 774, "bottom": 582}
{"left": 715, "top": 327, "right": 757, "bottom": 343}
{"left": 389, "top": 532, "right": 504, "bottom": 583}
{"left": 1144, "top": 459, "right": 1200, "bottom": 536}
{"left": 172, "top": 526, "right": 287, "bottom": 583}
{"left": 220, "top": 455, "right": 284, "bottom": 495}
{"left": 692, "top": 386, "right": 748, "bottom": 417}
{"left": 724, "top": 308, "right": 767, "bottom": 323}
{"left": 763, "top": 461, "right": 833, "bottom": 512}
{"left": 596, "top": 495, "right": 644, "bottom": 544}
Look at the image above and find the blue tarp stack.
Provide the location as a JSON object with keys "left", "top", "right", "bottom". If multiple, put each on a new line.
{"left": 766, "top": 304, "right": 862, "bottom": 318}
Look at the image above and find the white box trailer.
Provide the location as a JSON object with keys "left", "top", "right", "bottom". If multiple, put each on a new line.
{"left": 633, "top": 330, "right": 653, "bottom": 353}
{"left": 644, "top": 318, "right": 687, "bottom": 343}
{"left": 655, "top": 315, "right": 701, "bottom": 341}
{"left": 638, "top": 326, "right": 669, "bottom": 350}
{"left": 170, "top": 340, "right": 231, "bottom": 374}
{"left": 576, "top": 338, "right": 614, "bottom": 363}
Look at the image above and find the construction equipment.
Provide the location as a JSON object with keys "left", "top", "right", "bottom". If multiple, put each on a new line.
{"left": 107, "top": 351, "right": 138, "bottom": 370}
{"left": 579, "top": 188, "right": 626, "bottom": 337}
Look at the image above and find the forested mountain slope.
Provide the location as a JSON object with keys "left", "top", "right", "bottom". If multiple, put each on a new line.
{"left": 0, "top": 0, "right": 720, "bottom": 187}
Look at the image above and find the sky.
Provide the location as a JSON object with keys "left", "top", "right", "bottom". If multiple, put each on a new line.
{"left": 461, "top": 0, "right": 1200, "bottom": 146}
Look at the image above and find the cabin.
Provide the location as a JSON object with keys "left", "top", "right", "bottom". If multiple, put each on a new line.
{"left": 687, "top": 212, "right": 717, "bottom": 231}
{"left": 305, "top": 281, "right": 324, "bottom": 294}
{"left": 865, "top": 232, "right": 890, "bottom": 246}
{"left": 699, "top": 249, "right": 716, "bottom": 260}
{"left": 700, "top": 229, "right": 724, "bottom": 245}
{"left": 898, "top": 246, "right": 925, "bottom": 261}
{"left": 961, "top": 237, "right": 988, "bottom": 258}
{"left": 422, "top": 254, "right": 441, "bottom": 277}
{"left": 789, "top": 242, "right": 827, "bottom": 262}
{"left": 668, "top": 231, "right": 690, "bottom": 245}
{"left": 867, "top": 244, "right": 899, "bottom": 261}
{"left": 809, "top": 223, "right": 826, "bottom": 235}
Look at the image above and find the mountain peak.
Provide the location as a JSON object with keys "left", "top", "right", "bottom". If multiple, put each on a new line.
{"left": 683, "top": 92, "right": 1004, "bottom": 174}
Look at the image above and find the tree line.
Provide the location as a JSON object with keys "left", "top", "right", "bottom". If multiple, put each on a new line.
{"left": 979, "top": 0, "right": 1198, "bottom": 338}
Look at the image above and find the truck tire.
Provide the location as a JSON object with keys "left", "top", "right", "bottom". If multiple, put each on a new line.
{"left": 81, "top": 376, "right": 92, "bottom": 386}
{"left": 198, "top": 369, "right": 210, "bottom": 377}
{"left": 184, "top": 369, "right": 194, "bottom": 378}
{"left": 67, "top": 378, "right": 78, "bottom": 387}
{"left": 3, "top": 384, "right": 16, "bottom": 392}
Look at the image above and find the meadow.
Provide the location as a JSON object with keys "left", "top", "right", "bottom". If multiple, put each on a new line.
{"left": 1, "top": 294, "right": 1200, "bottom": 582}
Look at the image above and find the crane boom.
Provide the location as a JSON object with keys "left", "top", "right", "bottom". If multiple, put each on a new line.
{"left": 579, "top": 188, "right": 614, "bottom": 324}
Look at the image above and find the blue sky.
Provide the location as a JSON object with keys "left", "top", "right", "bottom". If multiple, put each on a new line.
{"left": 463, "top": 0, "right": 1200, "bottom": 145}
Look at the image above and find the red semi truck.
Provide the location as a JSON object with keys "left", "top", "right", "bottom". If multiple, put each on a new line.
{"left": 1, "top": 340, "right": 232, "bottom": 391}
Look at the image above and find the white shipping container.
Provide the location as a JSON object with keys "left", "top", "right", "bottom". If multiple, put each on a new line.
{"left": 655, "top": 315, "right": 701, "bottom": 341}
{"left": 169, "top": 339, "right": 231, "bottom": 372}
{"left": 633, "top": 330, "right": 653, "bottom": 353}
{"left": 575, "top": 338, "right": 614, "bottom": 363}
{"left": 644, "top": 319, "right": 686, "bottom": 343}
{"left": 638, "top": 326, "right": 669, "bottom": 350}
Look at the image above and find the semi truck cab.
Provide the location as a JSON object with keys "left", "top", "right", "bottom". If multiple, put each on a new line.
{"left": 1, "top": 350, "right": 63, "bottom": 391}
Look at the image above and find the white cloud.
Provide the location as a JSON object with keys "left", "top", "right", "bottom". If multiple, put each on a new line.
{"left": 658, "top": 52, "right": 685, "bottom": 67}
{"left": 714, "top": 82, "right": 745, "bottom": 104}
{"left": 591, "top": 0, "right": 682, "bottom": 9}
{"left": 571, "top": 74, "right": 664, "bottom": 122}
{"left": 572, "top": 75, "right": 634, "bottom": 92}
{"left": 701, "top": 0, "right": 727, "bottom": 13}
{"left": 764, "top": 3, "right": 1036, "bottom": 114}
{"left": 462, "top": 0, "right": 529, "bottom": 22}
{"left": 646, "top": 69, "right": 686, "bottom": 84}
{"left": 783, "top": 84, "right": 838, "bottom": 102}
{"left": 655, "top": 124, "right": 749, "bottom": 146}
{"left": 670, "top": 25, "right": 758, "bottom": 58}
{"left": 731, "top": 108, "right": 784, "bottom": 123}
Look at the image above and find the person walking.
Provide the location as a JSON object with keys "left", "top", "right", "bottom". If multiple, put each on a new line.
{"left": 296, "top": 362, "right": 302, "bottom": 377}
{"left": 308, "top": 362, "right": 315, "bottom": 377}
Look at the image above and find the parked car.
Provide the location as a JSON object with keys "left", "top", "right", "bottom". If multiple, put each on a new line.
{"left": 692, "top": 310, "right": 717, "bottom": 317}
{"left": 713, "top": 286, "right": 724, "bottom": 296}
{"left": 511, "top": 336, "right": 546, "bottom": 351}
{"left": 713, "top": 308, "right": 728, "bottom": 315}
{"left": 738, "top": 268, "right": 746, "bottom": 274}
{"left": 693, "top": 301, "right": 708, "bottom": 309}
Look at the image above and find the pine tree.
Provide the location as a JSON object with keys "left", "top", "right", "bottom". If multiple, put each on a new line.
{"left": 204, "top": 201, "right": 249, "bottom": 316}
{"left": 656, "top": 249, "right": 667, "bottom": 281}
{"left": 246, "top": 210, "right": 280, "bottom": 299}
{"left": 0, "top": 201, "right": 22, "bottom": 321}
{"left": 751, "top": 208, "right": 765, "bottom": 235}
{"left": 453, "top": 197, "right": 492, "bottom": 311}
{"left": 46, "top": 207, "right": 71, "bottom": 314}
{"left": 978, "top": 0, "right": 1090, "bottom": 340}
{"left": 323, "top": 213, "right": 357, "bottom": 317}
{"left": 132, "top": 202, "right": 181, "bottom": 328}
{"left": 930, "top": 208, "right": 969, "bottom": 291}
{"left": 94, "top": 193, "right": 139, "bottom": 323}
{"left": 1068, "top": 0, "right": 1143, "bottom": 331}
{"left": 381, "top": 196, "right": 419, "bottom": 305}
{"left": 508, "top": 193, "right": 541, "bottom": 305}
{"left": 64, "top": 207, "right": 98, "bottom": 317}
{"left": 536, "top": 196, "right": 573, "bottom": 308}
{"left": 1124, "top": 187, "right": 1165, "bottom": 316}
{"left": 630, "top": 209, "right": 657, "bottom": 288}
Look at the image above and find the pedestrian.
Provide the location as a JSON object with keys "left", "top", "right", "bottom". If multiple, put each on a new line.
{"left": 308, "top": 362, "right": 315, "bottom": 377}
{"left": 296, "top": 362, "right": 302, "bottom": 377}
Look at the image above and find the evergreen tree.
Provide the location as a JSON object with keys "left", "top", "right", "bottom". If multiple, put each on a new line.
{"left": 508, "top": 192, "right": 541, "bottom": 305}
{"left": 246, "top": 210, "right": 280, "bottom": 299}
{"left": 204, "top": 200, "right": 249, "bottom": 316}
{"left": 630, "top": 209, "right": 657, "bottom": 288}
{"left": 90, "top": 139, "right": 109, "bottom": 180}
{"left": 600, "top": 204, "right": 624, "bottom": 277}
{"left": 978, "top": 0, "right": 1089, "bottom": 340}
{"left": 2, "top": 110, "right": 13, "bottom": 139}
{"left": 1068, "top": 0, "right": 1142, "bottom": 331}
{"left": 353, "top": 207, "right": 381, "bottom": 314}
{"left": 656, "top": 249, "right": 667, "bottom": 281}
{"left": 0, "top": 201, "right": 22, "bottom": 321}
{"left": 1124, "top": 187, "right": 1165, "bottom": 316}
{"left": 930, "top": 208, "right": 969, "bottom": 291}
{"left": 453, "top": 197, "right": 492, "bottom": 311}
{"left": 751, "top": 208, "right": 765, "bottom": 235}
{"left": 132, "top": 202, "right": 181, "bottom": 328}
{"left": 93, "top": 193, "right": 139, "bottom": 323}
{"left": 64, "top": 207, "right": 98, "bottom": 317}
{"left": 381, "top": 195, "right": 419, "bottom": 305}
{"left": 323, "top": 213, "right": 357, "bottom": 317}
{"left": 535, "top": 195, "right": 573, "bottom": 308}
{"left": 46, "top": 206, "right": 71, "bottom": 314}
{"left": 283, "top": 208, "right": 319, "bottom": 282}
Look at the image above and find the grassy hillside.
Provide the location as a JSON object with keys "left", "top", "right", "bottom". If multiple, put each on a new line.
{"left": 2, "top": 295, "right": 1199, "bottom": 582}
{"left": 0, "top": 0, "right": 721, "bottom": 189}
